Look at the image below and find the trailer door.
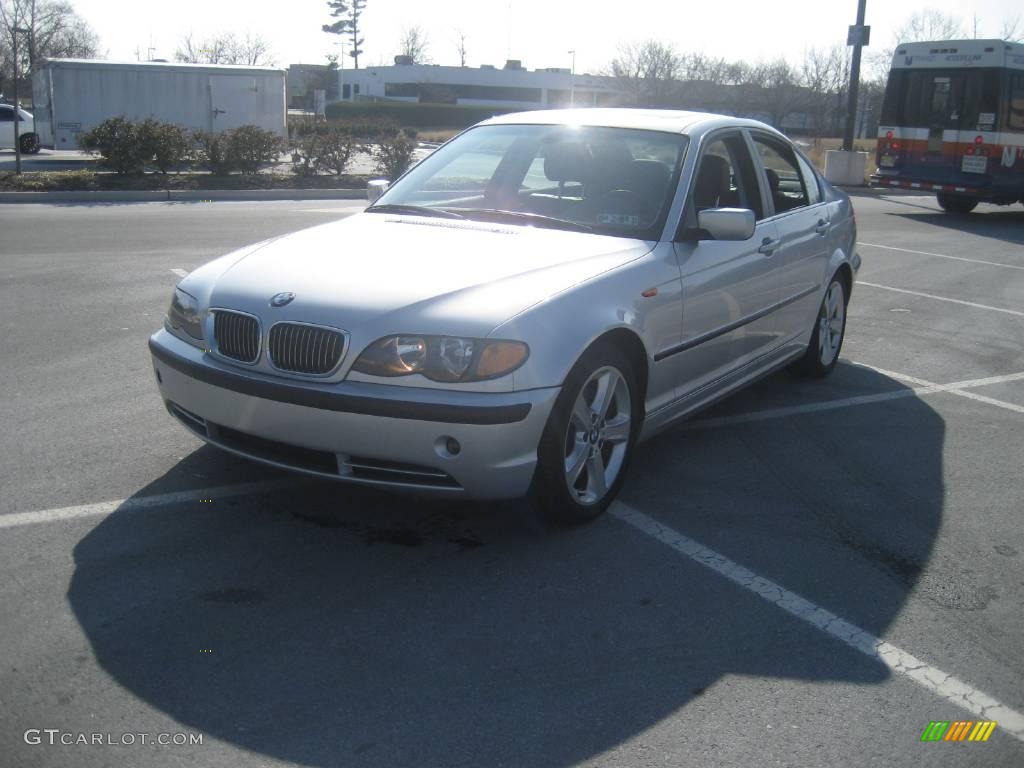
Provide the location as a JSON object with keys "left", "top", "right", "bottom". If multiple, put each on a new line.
{"left": 208, "top": 75, "right": 265, "bottom": 132}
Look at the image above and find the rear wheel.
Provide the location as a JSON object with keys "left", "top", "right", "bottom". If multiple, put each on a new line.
{"left": 936, "top": 192, "right": 977, "bottom": 214}
{"left": 19, "top": 133, "right": 41, "bottom": 154}
{"left": 790, "top": 275, "right": 847, "bottom": 379}
{"left": 532, "top": 344, "right": 639, "bottom": 524}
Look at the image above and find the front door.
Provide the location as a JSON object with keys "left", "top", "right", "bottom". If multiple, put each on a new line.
{"left": 0, "top": 106, "right": 15, "bottom": 150}
{"left": 670, "top": 132, "right": 782, "bottom": 397}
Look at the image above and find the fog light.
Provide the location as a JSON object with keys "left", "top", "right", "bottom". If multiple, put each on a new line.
{"left": 445, "top": 437, "right": 461, "bottom": 456}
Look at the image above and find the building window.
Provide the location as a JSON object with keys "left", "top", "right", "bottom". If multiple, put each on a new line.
{"left": 342, "top": 84, "right": 351, "bottom": 99}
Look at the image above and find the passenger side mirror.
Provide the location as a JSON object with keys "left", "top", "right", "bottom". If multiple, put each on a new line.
{"left": 366, "top": 179, "right": 390, "bottom": 202}
{"left": 696, "top": 208, "right": 756, "bottom": 241}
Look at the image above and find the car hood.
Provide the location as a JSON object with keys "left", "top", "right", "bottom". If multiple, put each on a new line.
{"left": 202, "top": 212, "right": 654, "bottom": 338}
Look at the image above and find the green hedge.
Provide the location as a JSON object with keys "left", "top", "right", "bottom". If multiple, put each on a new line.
{"left": 324, "top": 101, "right": 519, "bottom": 129}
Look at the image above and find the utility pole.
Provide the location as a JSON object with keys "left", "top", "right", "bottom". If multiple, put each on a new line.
{"left": 568, "top": 50, "right": 576, "bottom": 108}
{"left": 12, "top": 25, "right": 30, "bottom": 175}
{"left": 842, "top": 0, "right": 869, "bottom": 151}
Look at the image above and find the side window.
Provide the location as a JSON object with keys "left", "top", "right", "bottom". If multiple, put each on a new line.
{"left": 691, "top": 135, "right": 762, "bottom": 220}
{"left": 0, "top": 108, "right": 14, "bottom": 123}
{"left": 1010, "top": 72, "right": 1024, "bottom": 131}
{"left": 752, "top": 135, "right": 809, "bottom": 216}
{"left": 796, "top": 154, "right": 822, "bottom": 205}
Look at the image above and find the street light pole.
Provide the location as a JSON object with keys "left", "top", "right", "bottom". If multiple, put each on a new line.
{"left": 842, "top": 0, "right": 868, "bottom": 151}
{"left": 12, "top": 25, "right": 30, "bottom": 175}
{"left": 568, "top": 50, "right": 576, "bottom": 108}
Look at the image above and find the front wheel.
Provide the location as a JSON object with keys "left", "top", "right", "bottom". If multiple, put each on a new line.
{"left": 532, "top": 344, "right": 639, "bottom": 524}
{"left": 790, "top": 276, "right": 847, "bottom": 378}
{"left": 936, "top": 192, "right": 977, "bottom": 214}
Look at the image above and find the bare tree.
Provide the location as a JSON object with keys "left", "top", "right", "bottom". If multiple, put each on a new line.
{"left": 399, "top": 25, "right": 430, "bottom": 65}
{"left": 608, "top": 39, "right": 681, "bottom": 106}
{"left": 1002, "top": 16, "right": 1024, "bottom": 43}
{"left": 1, "top": 0, "right": 98, "bottom": 94}
{"left": 232, "top": 32, "right": 274, "bottom": 66}
{"left": 799, "top": 45, "right": 849, "bottom": 136}
{"left": 897, "top": 9, "right": 966, "bottom": 42}
{"left": 453, "top": 27, "right": 467, "bottom": 67}
{"left": 175, "top": 32, "right": 275, "bottom": 66}
{"left": 322, "top": 0, "right": 366, "bottom": 70}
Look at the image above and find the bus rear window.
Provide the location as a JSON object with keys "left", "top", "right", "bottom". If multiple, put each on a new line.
{"left": 880, "top": 68, "right": 1000, "bottom": 130}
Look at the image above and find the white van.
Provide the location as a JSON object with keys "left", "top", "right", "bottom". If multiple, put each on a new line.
{"left": 0, "top": 103, "right": 41, "bottom": 153}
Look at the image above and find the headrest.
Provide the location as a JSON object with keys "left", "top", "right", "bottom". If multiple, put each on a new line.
{"left": 627, "top": 159, "right": 671, "bottom": 194}
{"left": 544, "top": 141, "right": 595, "bottom": 183}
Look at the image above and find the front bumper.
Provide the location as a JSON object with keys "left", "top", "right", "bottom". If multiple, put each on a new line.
{"left": 149, "top": 329, "right": 559, "bottom": 499}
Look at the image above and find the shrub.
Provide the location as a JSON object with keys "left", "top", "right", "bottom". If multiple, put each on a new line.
{"left": 229, "top": 125, "right": 285, "bottom": 175}
{"left": 79, "top": 117, "right": 148, "bottom": 174}
{"left": 138, "top": 119, "right": 191, "bottom": 174}
{"left": 372, "top": 122, "right": 418, "bottom": 180}
{"left": 290, "top": 122, "right": 367, "bottom": 176}
{"left": 192, "top": 130, "right": 236, "bottom": 175}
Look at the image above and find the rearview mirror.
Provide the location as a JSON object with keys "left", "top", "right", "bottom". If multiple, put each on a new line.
{"left": 366, "top": 179, "right": 390, "bottom": 202}
{"left": 696, "top": 208, "right": 756, "bottom": 241}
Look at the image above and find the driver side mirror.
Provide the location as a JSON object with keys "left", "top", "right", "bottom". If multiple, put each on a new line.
{"left": 696, "top": 208, "right": 756, "bottom": 241}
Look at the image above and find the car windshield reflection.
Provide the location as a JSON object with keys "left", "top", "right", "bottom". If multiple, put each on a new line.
{"left": 371, "top": 124, "right": 689, "bottom": 239}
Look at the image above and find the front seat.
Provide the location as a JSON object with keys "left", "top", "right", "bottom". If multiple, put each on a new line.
{"left": 693, "top": 154, "right": 731, "bottom": 211}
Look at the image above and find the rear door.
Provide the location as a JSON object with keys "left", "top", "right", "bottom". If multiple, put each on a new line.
{"left": 670, "top": 131, "right": 782, "bottom": 396}
{"left": 748, "top": 131, "right": 829, "bottom": 346}
{"left": 209, "top": 75, "right": 267, "bottom": 132}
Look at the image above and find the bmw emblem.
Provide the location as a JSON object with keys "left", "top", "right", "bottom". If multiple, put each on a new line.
{"left": 269, "top": 292, "right": 295, "bottom": 308}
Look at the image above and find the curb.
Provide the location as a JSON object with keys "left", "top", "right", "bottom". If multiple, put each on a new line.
{"left": 0, "top": 188, "right": 368, "bottom": 204}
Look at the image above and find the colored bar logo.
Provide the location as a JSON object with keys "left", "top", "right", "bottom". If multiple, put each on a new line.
{"left": 921, "top": 721, "right": 997, "bottom": 742}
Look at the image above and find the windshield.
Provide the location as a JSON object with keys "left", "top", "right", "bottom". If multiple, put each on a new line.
{"left": 371, "top": 124, "right": 688, "bottom": 240}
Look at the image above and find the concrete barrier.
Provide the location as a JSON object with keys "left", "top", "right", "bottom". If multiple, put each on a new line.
{"left": 0, "top": 190, "right": 169, "bottom": 204}
{"left": 0, "top": 188, "right": 367, "bottom": 204}
{"left": 824, "top": 151, "right": 869, "bottom": 187}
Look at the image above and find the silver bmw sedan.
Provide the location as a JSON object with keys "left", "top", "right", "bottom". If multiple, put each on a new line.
{"left": 149, "top": 108, "right": 859, "bottom": 523}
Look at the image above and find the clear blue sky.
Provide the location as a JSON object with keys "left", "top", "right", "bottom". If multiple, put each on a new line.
{"left": 71, "top": 0, "right": 1021, "bottom": 73}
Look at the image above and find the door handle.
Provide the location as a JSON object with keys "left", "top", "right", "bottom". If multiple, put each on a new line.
{"left": 758, "top": 237, "right": 780, "bottom": 255}
{"left": 814, "top": 219, "right": 829, "bottom": 235}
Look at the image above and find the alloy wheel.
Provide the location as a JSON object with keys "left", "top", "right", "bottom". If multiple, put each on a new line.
{"left": 563, "top": 366, "right": 631, "bottom": 505}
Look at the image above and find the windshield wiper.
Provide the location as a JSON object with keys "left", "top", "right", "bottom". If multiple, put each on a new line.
{"left": 447, "top": 208, "right": 593, "bottom": 233}
{"left": 366, "top": 204, "right": 466, "bottom": 220}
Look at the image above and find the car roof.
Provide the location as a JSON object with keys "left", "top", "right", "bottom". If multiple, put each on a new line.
{"left": 479, "top": 108, "right": 781, "bottom": 138}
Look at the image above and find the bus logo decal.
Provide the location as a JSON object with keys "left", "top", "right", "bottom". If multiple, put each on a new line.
{"left": 1003, "top": 147, "right": 1020, "bottom": 168}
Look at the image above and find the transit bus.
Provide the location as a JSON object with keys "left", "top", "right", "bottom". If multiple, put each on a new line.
{"left": 871, "top": 39, "right": 1024, "bottom": 212}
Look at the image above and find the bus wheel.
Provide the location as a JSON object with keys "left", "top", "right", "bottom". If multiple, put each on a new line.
{"left": 936, "top": 192, "right": 978, "bottom": 214}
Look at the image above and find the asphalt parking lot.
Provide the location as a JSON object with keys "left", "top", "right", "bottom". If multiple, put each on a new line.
{"left": 1, "top": 192, "right": 1022, "bottom": 768}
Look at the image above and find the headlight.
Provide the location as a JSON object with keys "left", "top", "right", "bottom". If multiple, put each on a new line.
{"left": 165, "top": 287, "right": 203, "bottom": 340}
{"left": 352, "top": 336, "right": 528, "bottom": 383}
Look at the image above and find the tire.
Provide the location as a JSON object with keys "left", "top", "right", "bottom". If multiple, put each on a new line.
{"left": 19, "top": 133, "right": 40, "bottom": 154}
{"left": 532, "top": 343, "right": 639, "bottom": 524}
{"left": 936, "top": 191, "right": 977, "bottom": 214}
{"left": 790, "top": 274, "right": 848, "bottom": 379}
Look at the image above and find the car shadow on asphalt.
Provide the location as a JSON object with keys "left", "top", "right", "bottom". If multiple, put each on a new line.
{"left": 885, "top": 208, "right": 1024, "bottom": 245}
{"left": 66, "top": 365, "right": 944, "bottom": 767}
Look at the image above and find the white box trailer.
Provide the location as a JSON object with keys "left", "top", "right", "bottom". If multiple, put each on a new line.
{"left": 31, "top": 59, "right": 286, "bottom": 150}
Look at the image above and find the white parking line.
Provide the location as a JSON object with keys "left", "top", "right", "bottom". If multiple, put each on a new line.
{"left": 169, "top": 268, "right": 188, "bottom": 278}
{"left": 859, "top": 365, "right": 1024, "bottom": 416}
{"left": 0, "top": 481, "right": 297, "bottom": 530}
{"left": 860, "top": 242, "right": 1024, "bottom": 272}
{"left": 858, "top": 282, "right": 1024, "bottom": 318}
{"left": 687, "top": 365, "right": 1024, "bottom": 430}
{"left": 610, "top": 502, "right": 1024, "bottom": 742}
